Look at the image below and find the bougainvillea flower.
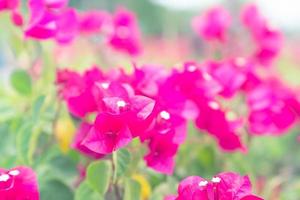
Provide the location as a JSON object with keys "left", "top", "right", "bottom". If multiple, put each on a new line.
{"left": 0, "top": 166, "right": 39, "bottom": 200}
{"left": 79, "top": 10, "right": 111, "bottom": 35}
{"left": 195, "top": 100, "right": 246, "bottom": 152}
{"left": 108, "top": 7, "right": 142, "bottom": 55}
{"left": 0, "top": 0, "right": 19, "bottom": 10}
{"left": 192, "top": 6, "right": 231, "bottom": 42}
{"left": 165, "top": 172, "right": 263, "bottom": 200}
{"left": 206, "top": 60, "right": 247, "bottom": 98}
{"left": 247, "top": 82, "right": 297, "bottom": 135}
{"left": 25, "top": 0, "right": 78, "bottom": 44}
{"left": 241, "top": 4, "right": 283, "bottom": 66}
{"left": 72, "top": 122, "right": 105, "bottom": 159}
{"left": 82, "top": 113, "right": 132, "bottom": 154}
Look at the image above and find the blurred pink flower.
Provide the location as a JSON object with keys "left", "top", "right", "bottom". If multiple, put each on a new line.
{"left": 192, "top": 6, "right": 231, "bottom": 42}
{"left": 0, "top": 166, "right": 39, "bottom": 200}
{"left": 108, "top": 7, "right": 142, "bottom": 55}
{"left": 0, "top": 0, "right": 19, "bottom": 10}
{"left": 165, "top": 172, "right": 263, "bottom": 200}
{"left": 79, "top": 10, "right": 111, "bottom": 35}
{"left": 247, "top": 81, "right": 297, "bottom": 135}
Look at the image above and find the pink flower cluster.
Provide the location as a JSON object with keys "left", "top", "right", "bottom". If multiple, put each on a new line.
{"left": 0, "top": 166, "right": 39, "bottom": 200}
{"left": 192, "top": 4, "right": 283, "bottom": 66}
{"left": 56, "top": 57, "right": 300, "bottom": 174}
{"left": 0, "top": 0, "right": 141, "bottom": 55}
{"left": 165, "top": 172, "right": 263, "bottom": 200}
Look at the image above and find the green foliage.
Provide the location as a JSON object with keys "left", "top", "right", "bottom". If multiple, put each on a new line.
{"left": 40, "top": 179, "right": 74, "bottom": 200}
{"left": 86, "top": 160, "right": 112, "bottom": 195}
{"left": 10, "top": 69, "right": 32, "bottom": 96}
{"left": 124, "top": 178, "right": 141, "bottom": 200}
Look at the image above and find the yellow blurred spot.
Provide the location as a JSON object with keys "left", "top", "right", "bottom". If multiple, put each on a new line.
{"left": 54, "top": 117, "right": 76, "bottom": 153}
{"left": 132, "top": 174, "right": 151, "bottom": 200}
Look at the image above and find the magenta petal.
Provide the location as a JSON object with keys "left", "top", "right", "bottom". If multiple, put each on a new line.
{"left": 0, "top": 166, "right": 40, "bottom": 200}
{"left": 55, "top": 8, "right": 78, "bottom": 44}
{"left": 131, "top": 95, "right": 155, "bottom": 120}
{"left": 241, "top": 195, "right": 264, "bottom": 200}
{"left": 83, "top": 113, "right": 132, "bottom": 154}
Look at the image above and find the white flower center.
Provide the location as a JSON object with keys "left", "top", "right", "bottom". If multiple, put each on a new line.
{"left": 0, "top": 174, "right": 10, "bottom": 182}
{"left": 8, "top": 170, "right": 20, "bottom": 176}
{"left": 199, "top": 180, "right": 208, "bottom": 187}
{"left": 160, "top": 110, "right": 170, "bottom": 120}
{"left": 187, "top": 65, "right": 197, "bottom": 72}
{"left": 117, "top": 100, "right": 126, "bottom": 108}
{"left": 101, "top": 82, "right": 109, "bottom": 89}
{"left": 208, "top": 101, "right": 220, "bottom": 110}
{"left": 203, "top": 72, "right": 212, "bottom": 81}
{"left": 211, "top": 177, "right": 221, "bottom": 183}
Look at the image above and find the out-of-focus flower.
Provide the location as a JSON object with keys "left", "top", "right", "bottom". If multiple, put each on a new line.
{"left": 78, "top": 10, "right": 111, "bottom": 35}
{"left": 247, "top": 81, "right": 297, "bottom": 135}
{"left": 0, "top": 166, "right": 40, "bottom": 200}
{"left": 25, "top": 0, "right": 78, "bottom": 44}
{"left": 192, "top": 6, "right": 231, "bottom": 42}
{"left": 54, "top": 117, "right": 76, "bottom": 153}
{"left": 0, "top": 0, "right": 23, "bottom": 26}
{"left": 108, "top": 7, "right": 142, "bottom": 55}
{"left": 241, "top": 4, "right": 283, "bottom": 66}
{"left": 165, "top": 172, "right": 263, "bottom": 200}
{"left": 132, "top": 174, "right": 151, "bottom": 200}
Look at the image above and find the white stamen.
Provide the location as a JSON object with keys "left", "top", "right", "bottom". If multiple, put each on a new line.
{"left": 187, "top": 65, "right": 197, "bottom": 72}
{"left": 212, "top": 177, "right": 221, "bottom": 183}
{"left": 8, "top": 170, "right": 20, "bottom": 176}
{"left": 203, "top": 72, "right": 212, "bottom": 81}
{"left": 160, "top": 110, "right": 170, "bottom": 120}
{"left": 101, "top": 82, "right": 109, "bottom": 89}
{"left": 235, "top": 57, "right": 246, "bottom": 67}
{"left": 0, "top": 174, "right": 10, "bottom": 182}
{"left": 199, "top": 180, "right": 208, "bottom": 187}
{"left": 208, "top": 101, "right": 220, "bottom": 110}
{"left": 117, "top": 100, "right": 126, "bottom": 108}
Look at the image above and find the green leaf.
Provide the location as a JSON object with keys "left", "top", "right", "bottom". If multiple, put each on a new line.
{"left": 16, "top": 121, "right": 34, "bottom": 165}
{"left": 75, "top": 181, "right": 104, "bottom": 200}
{"left": 115, "top": 148, "right": 131, "bottom": 179}
{"left": 10, "top": 69, "right": 32, "bottom": 95}
{"left": 40, "top": 179, "right": 74, "bottom": 200}
{"left": 32, "top": 95, "right": 46, "bottom": 117}
{"left": 124, "top": 179, "right": 141, "bottom": 200}
{"left": 86, "top": 160, "right": 112, "bottom": 195}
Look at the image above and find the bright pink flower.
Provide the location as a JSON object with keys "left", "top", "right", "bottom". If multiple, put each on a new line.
{"left": 247, "top": 82, "right": 297, "bottom": 135}
{"left": 25, "top": 0, "right": 78, "bottom": 44}
{"left": 11, "top": 10, "right": 23, "bottom": 26}
{"left": 72, "top": 122, "right": 104, "bottom": 159}
{"left": 0, "top": 166, "right": 39, "bottom": 200}
{"left": 241, "top": 4, "right": 283, "bottom": 66}
{"left": 192, "top": 6, "right": 231, "bottom": 42}
{"left": 195, "top": 100, "right": 246, "bottom": 152}
{"left": 205, "top": 60, "right": 247, "bottom": 98}
{"left": 0, "top": 0, "right": 19, "bottom": 10}
{"left": 109, "top": 7, "right": 142, "bottom": 55}
{"left": 165, "top": 172, "right": 263, "bottom": 200}
{"left": 79, "top": 11, "right": 111, "bottom": 35}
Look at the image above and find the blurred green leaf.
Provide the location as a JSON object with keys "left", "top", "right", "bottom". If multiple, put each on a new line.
{"left": 124, "top": 178, "right": 141, "bottom": 200}
{"left": 40, "top": 179, "right": 74, "bottom": 200}
{"left": 10, "top": 69, "right": 32, "bottom": 95}
{"left": 114, "top": 148, "right": 131, "bottom": 179}
{"left": 75, "top": 181, "right": 104, "bottom": 200}
{"left": 86, "top": 160, "right": 112, "bottom": 195}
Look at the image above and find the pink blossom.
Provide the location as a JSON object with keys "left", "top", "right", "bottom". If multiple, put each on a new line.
{"left": 192, "top": 6, "right": 231, "bottom": 42}
{"left": 0, "top": 0, "right": 19, "bottom": 10}
{"left": 165, "top": 172, "right": 263, "bottom": 200}
{"left": 0, "top": 166, "right": 40, "bottom": 200}
{"left": 247, "top": 81, "right": 297, "bottom": 135}
{"left": 79, "top": 11, "right": 111, "bottom": 35}
{"left": 25, "top": 0, "right": 78, "bottom": 44}
{"left": 241, "top": 4, "right": 283, "bottom": 66}
{"left": 108, "top": 7, "right": 142, "bottom": 55}
{"left": 72, "top": 122, "right": 104, "bottom": 159}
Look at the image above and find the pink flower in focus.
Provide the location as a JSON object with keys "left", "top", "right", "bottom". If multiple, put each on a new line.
{"left": 0, "top": 166, "right": 40, "bottom": 200}
{"left": 192, "top": 6, "right": 231, "bottom": 42}
{"left": 72, "top": 122, "right": 104, "bottom": 159}
{"left": 165, "top": 172, "right": 263, "bottom": 200}
{"left": 109, "top": 7, "right": 142, "bottom": 55}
